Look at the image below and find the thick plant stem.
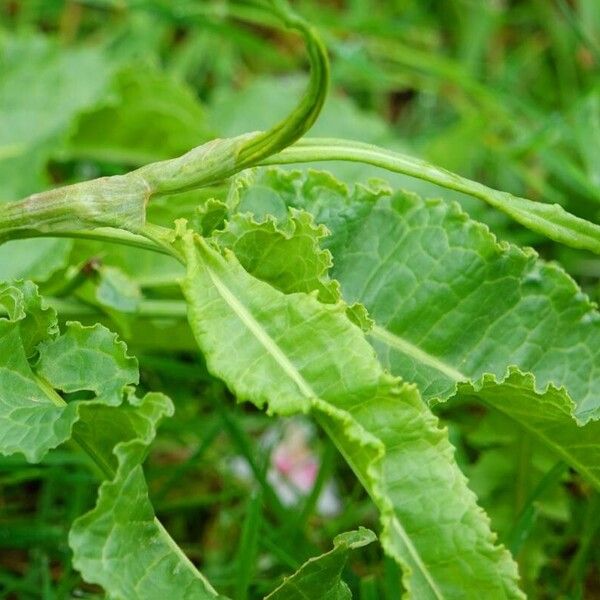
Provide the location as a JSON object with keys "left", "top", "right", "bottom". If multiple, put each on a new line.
{"left": 124, "top": 0, "right": 329, "bottom": 197}
{"left": 0, "top": 0, "right": 329, "bottom": 241}
{"left": 10, "top": 228, "right": 168, "bottom": 254}
{"left": 0, "top": 174, "right": 151, "bottom": 243}
{"left": 263, "top": 138, "right": 600, "bottom": 254}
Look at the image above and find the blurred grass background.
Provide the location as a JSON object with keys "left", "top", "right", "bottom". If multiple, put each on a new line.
{"left": 0, "top": 1, "right": 599, "bottom": 598}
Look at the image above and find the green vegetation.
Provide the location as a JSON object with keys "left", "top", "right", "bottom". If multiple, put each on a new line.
{"left": 1, "top": 1, "right": 599, "bottom": 598}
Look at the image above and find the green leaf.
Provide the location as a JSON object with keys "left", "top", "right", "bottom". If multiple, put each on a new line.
{"left": 0, "top": 281, "right": 222, "bottom": 598}
{"left": 69, "top": 263, "right": 143, "bottom": 322}
{"left": 0, "top": 279, "right": 57, "bottom": 355}
{"left": 232, "top": 169, "right": 600, "bottom": 489}
{"left": 95, "top": 266, "right": 142, "bottom": 314}
{"left": 193, "top": 197, "right": 229, "bottom": 237}
{"left": 233, "top": 169, "right": 600, "bottom": 422}
{"left": 0, "top": 34, "right": 112, "bottom": 200}
{"left": 265, "top": 527, "right": 376, "bottom": 600}
{"left": 67, "top": 66, "right": 214, "bottom": 166}
{"left": 0, "top": 282, "right": 73, "bottom": 462}
{"left": 0, "top": 238, "right": 72, "bottom": 283}
{"left": 458, "top": 369, "right": 600, "bottom": 490}
{"left": 36, "top": 321, "right": 139, "bottom": 405}
{"left": 330, "top": 187, "right": 600, "bottom": 423}
{"left": 216, "top": 176, "right": 370, "bottom": 327}
{"left": 214, "top": 203, "right": 339, "bottom": 303}
{"left": 69, "top": 392, "right": 222, "bottom": 600}
{"left": 177, "top": 228, "right": 524, "bottom": 599}
{"left": 0, "top": 283, "right": 138, "bottom": 462}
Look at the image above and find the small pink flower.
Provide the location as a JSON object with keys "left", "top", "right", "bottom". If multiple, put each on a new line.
{"left": 228, "top": 419, "right": 341, "bottom": 516}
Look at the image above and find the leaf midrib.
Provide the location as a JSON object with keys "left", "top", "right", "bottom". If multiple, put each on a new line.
{"left": 369, "top": 325, "right": 465, "bottom": 382}
{"left": 206, "top": 264, "right": 315, "bottom": 399}
{"left": 370, "top": 326, "right": 600, "bottom": 490}
{"left": 203, "top": 260, "right": 445, "bottom": 599}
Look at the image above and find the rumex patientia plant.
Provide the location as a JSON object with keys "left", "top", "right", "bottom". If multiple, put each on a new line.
{"left": 1, "top": 1, "right": 600, "bottom": 598}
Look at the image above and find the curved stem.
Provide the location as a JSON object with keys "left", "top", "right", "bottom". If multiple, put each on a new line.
{"left": 262, "top": 138, "right": 600, "bottom": 254}
{"left": 135, "top": 0, "right": 329, "bottom": 196}
{"left": 236, "top": 0, "right": 329, "bottom": 165}
{"left": 0, "top": 1, "right": 328, "bottom": 243}
{"left": 8, "top": 228, "right": 169, "bottom": 254}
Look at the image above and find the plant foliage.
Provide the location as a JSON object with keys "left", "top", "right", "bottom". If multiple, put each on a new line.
{"left": 1, "top": 0, "right": 599, "bottom": 598}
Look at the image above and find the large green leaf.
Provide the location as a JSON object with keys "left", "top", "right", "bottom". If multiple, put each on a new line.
{"left": 69, "top": 391, "right": 222, "bottom": 600}
{"left": 228, "top": 168, "right": 600, "bottom": 489}
{"left": 177, "top": 227, "right": 523, "bottom": 599}
{"left": 227, "top": 171, "right": 600, "bottom": 488}
{"left": 0, "top": 283, "right": 139, "bottom": 462}
{"left": 36, "top": 320, "right": 139, "bottom": 405}
{"left": 0, "top": 281, "right": 221, "bottom": 599}
{"left": 257, "top": 170, "right": 600, "bottom": 422}
{"left": 265, "top": 527, "right": 376, "bottom": 600}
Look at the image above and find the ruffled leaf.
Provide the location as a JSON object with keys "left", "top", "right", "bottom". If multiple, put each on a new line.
{"left": 69, "top": 392, "right": 222, "bottom": 600}
{"left": 36, "top": 321, "right": 138, "bottom": 405}
{"left": 229, "top": 169, "right": 600, "bottom": 491}
{"left": 0, "top": 281, "right": 221, "bottom": 598}
{"left": 177, "top": 228, "right": 523, "bottom": 599}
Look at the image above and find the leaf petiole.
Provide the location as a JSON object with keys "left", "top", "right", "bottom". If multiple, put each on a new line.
{"left": 263, "top": 138, "right": 600, "bottom": 254}
{"left": 32, "top": 372, "right": 115, "bottom": 480}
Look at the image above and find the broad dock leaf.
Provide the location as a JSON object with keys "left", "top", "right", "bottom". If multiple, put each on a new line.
{"left": 253, "top": 170, "right": 600, "bottom": 422}
{"left": 228, "top": 169, "right": 600, "bottom": 490}
{"left": 178, "top": 229, "right": 523, "bottom": 599}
